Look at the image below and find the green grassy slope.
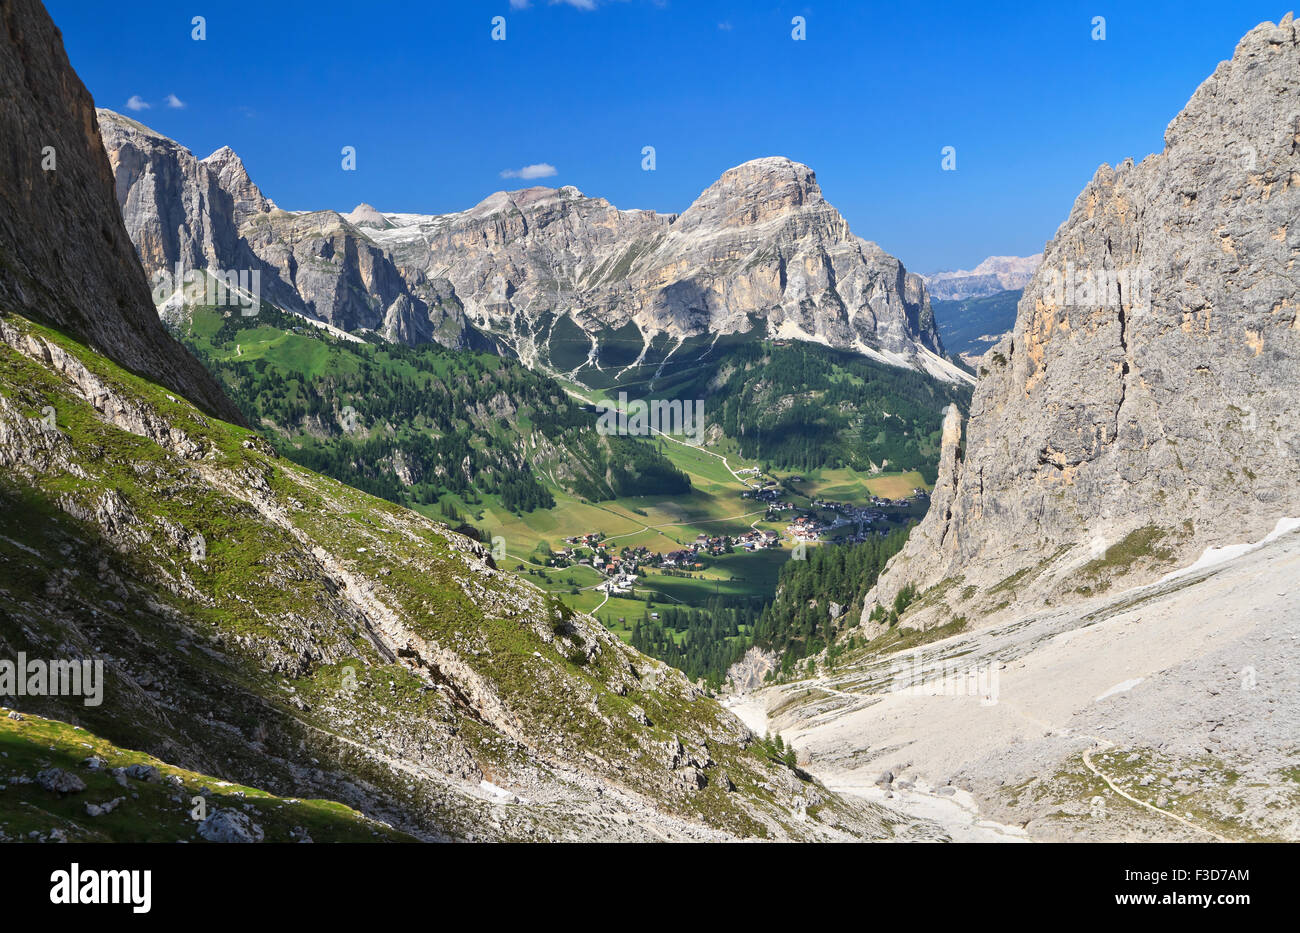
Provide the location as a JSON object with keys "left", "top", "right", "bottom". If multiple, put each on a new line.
{"left": 0, "top": 309, "right": 895, "bottom": 841}
{"left": 173, "top": 305, "right": 690, "bottom": 515}
{"left": 0, "top": 711, "right": 410, "bottom": 842}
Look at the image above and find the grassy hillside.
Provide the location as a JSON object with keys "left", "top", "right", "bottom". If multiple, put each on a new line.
{"left": 0, "top": 711, "right": 410, "bottom": 842}
{"left": 173, "top": 305, "right": 689, "bottom": 515}
{"left": 0, "top": 309, "right": 896, "bottom": 841}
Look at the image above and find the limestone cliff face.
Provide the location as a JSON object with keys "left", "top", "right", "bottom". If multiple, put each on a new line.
{"left": 101, "top": 112, "right": 960, "bottom": 381}
{"left": 864, "top": 16, "right": 1300, "bottom": 630}
{"left": 0, "top": 0, "right": 240, "bottom": 423}
{"left": 98, "top": 110, "right": 488, "bottom": 350}
{"left": 373, "top": 157, "right": 962, "bottom": 383}
{"left": 99, "top": 113, "right": 256, "bottom": 281}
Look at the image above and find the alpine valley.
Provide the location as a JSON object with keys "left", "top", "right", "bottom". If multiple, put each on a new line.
{"left": 0, "top": 0, "right": 1297, "bottom": 848}
{"left": 93, "top": 101, "right": 975, "bottom": 692}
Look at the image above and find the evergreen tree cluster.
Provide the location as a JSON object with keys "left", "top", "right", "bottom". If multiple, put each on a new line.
{"left": 651, "top": 341, "right": 970, "bottom": 482}
{"left": 751, "top": 527, "right": 912, "bottom": 670}
{"left": 176, "top": 306, "right": 689, "bottom": 513}
{"left": 625, "top": 596, "right": 761, "bottom": 689}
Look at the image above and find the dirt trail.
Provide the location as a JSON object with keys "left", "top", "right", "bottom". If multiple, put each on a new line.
{"left": 727, "top": 524, "right": 1300, "bottom": 842}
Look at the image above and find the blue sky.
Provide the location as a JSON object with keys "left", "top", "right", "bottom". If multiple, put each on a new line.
{"left": 47, "top": 0, "right": 1287, "bottom": 273}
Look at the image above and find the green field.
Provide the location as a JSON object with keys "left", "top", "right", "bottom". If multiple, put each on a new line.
{"left": 468, "top": 423, "right": 931, "bottom": 656}
{"left": 786, "top": 466, "right": 930, "bottom": 503}
{"left": 474, "top": 445, "right": 772, "bottom": 565}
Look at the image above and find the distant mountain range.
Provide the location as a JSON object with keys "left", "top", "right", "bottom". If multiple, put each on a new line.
{"left": 98, "top": 113, "right": 971, "bottom": 386}
{"left": 922, "top": 254, "right": 1042, "bottom": 301}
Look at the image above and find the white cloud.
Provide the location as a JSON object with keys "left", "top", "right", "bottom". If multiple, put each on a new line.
{"left": 125, "top": 95, "right": 150, "bottom": 111}
{"left": 718, "top": 21, "right": 733, "bottom": 31}
{"left": 164, "top": 93, "right": 185, "bottom": 109}
{"left": 500, "top": 163, "right": 558, "bottom": 180}
{"left": 512, "top": 0, "right": 625, "bottom": 11}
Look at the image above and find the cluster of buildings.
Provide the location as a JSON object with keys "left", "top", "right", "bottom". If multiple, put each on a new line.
{"left": 659, "top": 549, "right": 707, "bottom": 571}
{"left": 738, "top": 528, "right": 781, "bottom": 550}
{"left": 782, "top": 488, "right": 933, "bottom": 543}
{"left": 743, "top": 485, "right": 795, "bottom": 507}
{"left": 788, "top": 514, "right": 832, "bottom": 542}
{"left": 548, "top": 533, "right": 608, "bottom": 568}
{"left": 547, "top": 482, "right": 931, "bottom": 591}
{"left": 598, "top": 570, "right": 638, "bottom": 596}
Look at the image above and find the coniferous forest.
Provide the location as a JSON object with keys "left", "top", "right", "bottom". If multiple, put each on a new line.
{"left": 175, "top": 306, "right": 691, "bottom": 514}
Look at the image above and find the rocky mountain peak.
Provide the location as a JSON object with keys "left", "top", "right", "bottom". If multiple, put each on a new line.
{"left": 0, "top": 1, "right": 240, "bottom": 423}
{"left": 466, "top": 184, "right": 598, "bottom": 220}
{"left": 202, "top": 144, "right": 238, "bottom": 162}
{"left": 862, "top": 15, "right": 1300, "bottom": 631}
{"left": 201, "top": 144, "right": 271, "bottom": 222}
{"left": 673, "top": 156, "right": 827, "bottom": 233}
{"left": 97, "top": 108, "right": 487, "bottom": 349}
{"left": 343, "top": 202, "right": 392, "bottom": 229}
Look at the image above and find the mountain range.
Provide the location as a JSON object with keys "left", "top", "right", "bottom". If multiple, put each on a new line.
{"left": 98, "top": 112, "right": 971, "bottom": 387}
{"left": 923, "top": 254, "right": 1042, "bottom": 301}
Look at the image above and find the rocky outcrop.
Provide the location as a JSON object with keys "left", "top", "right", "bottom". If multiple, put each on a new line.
{"left": 97, "top": 110, "right": 489, "bottom": 351}
{"left": 0, "top": 0, "right": 241, "bottom": 424}
{"left": 100, "top": 111, "right": 963, "bottom": 383}
{"left": 374, "top": 157, "right": 963, "bottom": 383}
{"left": 99, "top": 112, "right": 256, "bottom": 286}
{"left": 343, "top": 203, "right": 393, "bottom": 230}
{"left": 923, "top": 255, "right": 1042, "bottom": 300}
{"left": 864, "top": 16, "right": 1300, "bottom": 629}
{"left": 725, "top": 646, "right": 779, "bottom": 694}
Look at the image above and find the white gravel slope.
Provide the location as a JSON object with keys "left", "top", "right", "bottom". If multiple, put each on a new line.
{"left": 734, "top": 525, "right": 1300, "bottom": 841}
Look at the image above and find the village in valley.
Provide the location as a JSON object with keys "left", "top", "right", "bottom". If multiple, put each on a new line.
{"left": 540, "top": 468, "right": 932, "bottom": 601}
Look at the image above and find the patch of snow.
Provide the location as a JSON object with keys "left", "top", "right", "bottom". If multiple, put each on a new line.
{"left": 1159, "top": 517, "right": 1300, "bottom": 583}
{"left": 283, "top": 309, "right": 365, "bottom": 344}
{"left": 916, "top": 345, "right": 976, "bottom": 385}
{"left": 1095, "top": 678, "right": 1143, "bottom": 702}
